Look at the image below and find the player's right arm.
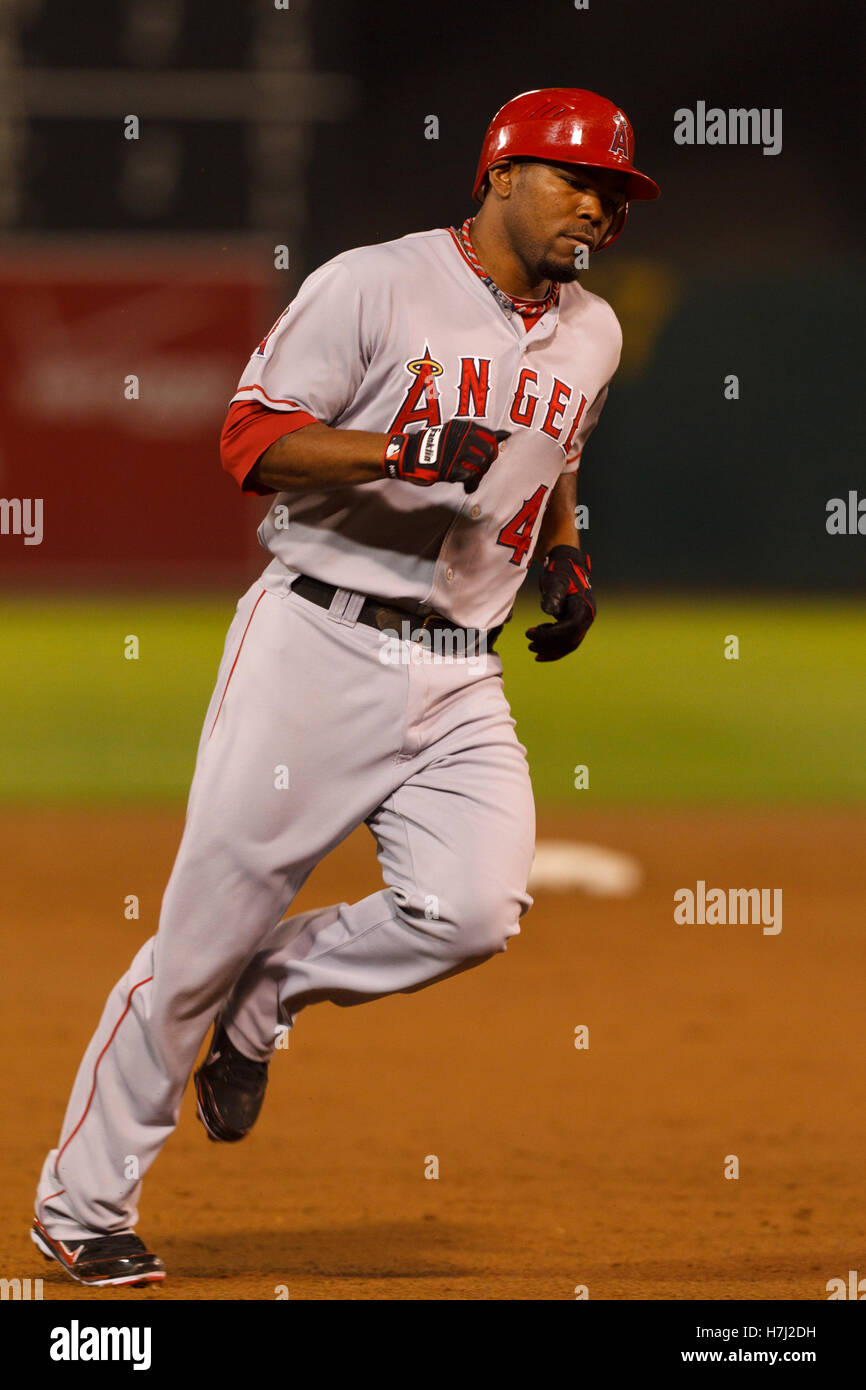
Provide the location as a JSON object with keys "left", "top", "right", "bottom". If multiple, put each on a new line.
{"left": 250, "top": 424, "right": 388, "bottom": 492}
{"left": 223, "top": 258, "right": 506, "bottom": 497}
{"left": 247, "top": 419, "right": 507, "bottom": 495}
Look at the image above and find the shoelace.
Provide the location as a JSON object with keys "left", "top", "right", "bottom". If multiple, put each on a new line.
{"left": 225, "top": 1053, "right": 267, "bottom": 1082}
{"left": 76, "top": 1233, "right": 148, "bottom": 1258}
{"left": 216, "top": 1038, "right": 268, "bottom": 1083}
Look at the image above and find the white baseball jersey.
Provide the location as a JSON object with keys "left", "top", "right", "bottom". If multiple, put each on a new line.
{"left": 231, "top": 228, "right": 622, "bottom": 631}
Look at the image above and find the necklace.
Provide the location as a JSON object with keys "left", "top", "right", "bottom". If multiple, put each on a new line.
{"left": 452, "top": 217, "right": 560, "bottom": 322}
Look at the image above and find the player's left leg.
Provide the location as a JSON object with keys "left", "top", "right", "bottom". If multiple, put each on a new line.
{"left": 219, "top": 644, "right": 536, "bottom": 1055}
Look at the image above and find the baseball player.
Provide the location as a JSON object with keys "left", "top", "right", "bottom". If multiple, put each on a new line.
{"left": 32, "top": 88, "right": 658, "bottom": 1286}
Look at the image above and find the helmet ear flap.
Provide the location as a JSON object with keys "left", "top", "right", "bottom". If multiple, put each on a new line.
{"left": 596, "top": 201, "right": 628, "bottom": 251}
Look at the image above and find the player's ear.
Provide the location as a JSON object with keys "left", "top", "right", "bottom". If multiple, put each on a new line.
{"left": 486, "top": 160, "right": 515, "bottom": 199}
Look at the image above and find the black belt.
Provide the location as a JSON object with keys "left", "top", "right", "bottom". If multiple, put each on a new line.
{"left": 291, "top": 574, "right": 501, "bottom": 653}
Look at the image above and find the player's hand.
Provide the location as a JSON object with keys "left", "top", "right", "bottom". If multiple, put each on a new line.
{"left": 383, "top": 421, "right": 510, "bottom": 493}
{"left": 526, "top": 545, "right": 595, "bottom": 662}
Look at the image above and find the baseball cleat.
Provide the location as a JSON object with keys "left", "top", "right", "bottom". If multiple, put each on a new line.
{"left": 30, "top": 1217, "right": 165, "bottom": 1287}
{"left": 194, "top": 1021, "right": 269, "bottom": 1143}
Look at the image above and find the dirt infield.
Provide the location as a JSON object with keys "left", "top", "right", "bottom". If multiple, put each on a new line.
{"left": 3, "top": 806, "right": 863, "bottom": 1301}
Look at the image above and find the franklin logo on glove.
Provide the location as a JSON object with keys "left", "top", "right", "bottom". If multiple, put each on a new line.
{"left": 383, "top": 419, "right": 510, "bottom": 493}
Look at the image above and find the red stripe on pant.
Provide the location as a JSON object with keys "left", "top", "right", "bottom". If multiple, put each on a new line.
{"left": 38, "top": 973, "right": 153, "bottom": 1227}
{"left": 208, "top": 588, "right": 266, "bottom": 740}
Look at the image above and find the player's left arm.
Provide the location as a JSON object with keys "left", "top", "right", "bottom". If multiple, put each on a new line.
{"left": 536, "top": 470, "right": 580, "bottom": 554}
{"left": 526, "top": 471, "right": 595, "bottom": 663}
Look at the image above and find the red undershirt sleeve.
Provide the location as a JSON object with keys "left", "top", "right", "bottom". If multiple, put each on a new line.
{"left": 219, "top": 399, "right": 319, "bottom": 495}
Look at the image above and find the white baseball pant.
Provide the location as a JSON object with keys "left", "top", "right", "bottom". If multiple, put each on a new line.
{"left": 36, "top": 567, "right": 535, "bottom": 1238}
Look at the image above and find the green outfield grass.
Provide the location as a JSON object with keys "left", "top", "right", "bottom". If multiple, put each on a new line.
{"left": 1, "top": 595, "right": 864, "bottom": 806}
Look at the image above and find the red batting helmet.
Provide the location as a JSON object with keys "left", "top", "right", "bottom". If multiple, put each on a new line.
{"left": 473, "top": 88, "right": 660, "bottom": 250}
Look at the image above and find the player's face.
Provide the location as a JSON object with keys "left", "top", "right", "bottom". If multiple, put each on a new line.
{"left": 505, "top": 161, "right": 627, "bottom": 282}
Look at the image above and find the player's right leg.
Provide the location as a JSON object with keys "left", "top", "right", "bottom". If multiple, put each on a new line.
{"left": 34, "top": 573, "right": 409, "bottom": 1247}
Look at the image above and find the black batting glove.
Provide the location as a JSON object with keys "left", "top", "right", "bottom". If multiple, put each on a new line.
{"left": 526, "top": 545, "right": 596, "bottom": 662}
{"left": 383, "top": 420, "right": 509, "bottom": 493}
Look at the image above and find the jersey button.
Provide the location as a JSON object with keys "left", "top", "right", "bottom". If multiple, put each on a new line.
{"left": 445, "top": 566, "right": 454, "bottom": 582}
{"left": 470, "top": 505, "right": 481, "bottom": 519}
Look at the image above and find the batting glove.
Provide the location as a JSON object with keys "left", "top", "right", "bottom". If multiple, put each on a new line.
{"left": 526, "top": 545, "right": 596, "bottom": 662}
{"left": 383, "top": 420, "right": 509, "bottom": 493}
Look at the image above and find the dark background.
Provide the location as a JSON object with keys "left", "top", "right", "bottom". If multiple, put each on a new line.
{"left": 7, "top": 0, "right": 865, "bottom": 589}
